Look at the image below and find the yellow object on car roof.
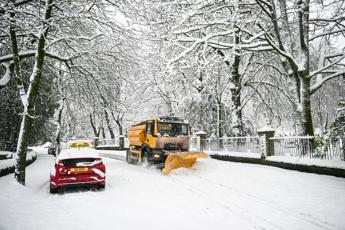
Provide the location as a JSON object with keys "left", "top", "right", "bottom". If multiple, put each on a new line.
{"left": 67, "top": 139, "right": 94, "bottom": 149}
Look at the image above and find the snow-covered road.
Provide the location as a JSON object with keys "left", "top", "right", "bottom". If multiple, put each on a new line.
{"left": 1, "top": 151, "right": 345, "bottom": 230}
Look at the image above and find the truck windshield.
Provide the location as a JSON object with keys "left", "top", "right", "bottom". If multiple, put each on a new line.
{"left": 158, "top": 122, "right": 188, "bottom": 137}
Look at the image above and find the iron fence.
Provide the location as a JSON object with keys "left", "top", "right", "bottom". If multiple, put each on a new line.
{"left": 205, "top": 136, "right": 260, "bottom": 153}
{"left": 95, "top": 135, "right": 344, "bottom": 161}
{"left": 189, "top": 135, "right": 198, "bottom": 151}
{"left": 270, "top": 136, "right": 344, "bottom": 161}
{"left": 96, "top": 138, "right": 129, "bottom": 148}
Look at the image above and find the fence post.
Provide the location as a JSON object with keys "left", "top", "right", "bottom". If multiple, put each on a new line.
{"left": 119, "top": 135, "right": 125, "bottom": 150}
{"left": 257, "top": 125, "right": 275, "bottom": 159}
{"left": 93, "top": 137, "right": 99, "bottom": 149}
{"left": 195, "top": 131, "right": 206, "bottom": 152}
{"left": 209, "top": 133, "right": 218, "bottom": 151}
{"left": 220, "top": 134, "right": 227, "bottom": 151}
{"left": 342, "top": 138, "right": 345, "bottom": 161}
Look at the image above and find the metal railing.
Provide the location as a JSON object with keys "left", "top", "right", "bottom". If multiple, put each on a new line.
{"left": 95, "top": 135, "right": 344, "bottom": 161}
{"left": 205, "top": 136, "right": 260, "bottom": 153}
{"left": 270, "top": 136, "right": 344, "bottom": 161}
{"left": 189, "top": 136, "right": 199, "bottom": 151}
{"left": 96, "top": 138, "right": 129, "bottom": 148}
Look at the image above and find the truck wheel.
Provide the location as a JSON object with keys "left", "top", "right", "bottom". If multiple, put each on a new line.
{"left": 126, "top": 150, "right": 132, "bottom": 164}
{"left": 141, "top": 151, "right": 150, "bottom": 166}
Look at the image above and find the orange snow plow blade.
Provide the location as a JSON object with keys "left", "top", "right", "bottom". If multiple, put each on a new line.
{"left": 162, "top": 152, "right": 207, "bottom": 174}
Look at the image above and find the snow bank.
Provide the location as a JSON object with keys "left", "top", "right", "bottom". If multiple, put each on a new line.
{"left": 267, "top": 156, "right": 345, "bottom": 169}
{"left": 0, "top": 151, "right": 37, "bottom": 177}
{"left": 0, "top": 151, "right": 13, "bottom": 159}
{"left": 0, "top": 151, "right": 36, "bottom": 171}
{"left": 207, "top": 150, "right": 345, "bottom": 170}
{"left": 96, "top": 150, "right": 126, "bottom": 157}
{"left": 29, "top": 146, "right": 48, "bottom": 155}
{"left": 96, "top": 150, "right": 126, "bottom": 161}
{"left": 0, "top": 151, "right": 12, "bottom": 156}
{"left": 206, "top": 150, "right": 261, "bottom": 159}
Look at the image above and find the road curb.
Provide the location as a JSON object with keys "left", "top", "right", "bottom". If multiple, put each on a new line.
{"left": 210, "top": 154, "right": 345, "bottom": 178}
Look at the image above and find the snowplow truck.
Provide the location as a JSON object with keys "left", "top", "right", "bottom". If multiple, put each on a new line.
{"left": 126, "top": 117, "right": 207, "bottom": 174}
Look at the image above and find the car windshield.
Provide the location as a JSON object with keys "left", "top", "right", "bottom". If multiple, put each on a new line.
{"left": 158, "top": 122, "right": 188, "bottom": 137}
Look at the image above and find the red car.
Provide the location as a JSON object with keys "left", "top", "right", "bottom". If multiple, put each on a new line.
{"left": 50, "top": 149, "right": 106, "bottom": 193}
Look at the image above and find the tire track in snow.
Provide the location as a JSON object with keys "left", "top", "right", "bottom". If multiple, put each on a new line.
{"left": 193, "top": 175, "right": 334, "bottom": 229}
{"left": 101, "top": 156, "right": 334, "bottom": 229}
{"left": 168, "top": 173, "right": 332, "bottom": 230}
{"left": 166, "top": 174, "right": 284, "bottom": 230}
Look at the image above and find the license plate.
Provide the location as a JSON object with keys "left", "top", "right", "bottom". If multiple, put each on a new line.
{"left": 70, "top": 167, "right": 88, "bottom": 172}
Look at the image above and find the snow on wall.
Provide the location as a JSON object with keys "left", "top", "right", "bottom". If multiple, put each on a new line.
{"left": 0, "top": 151, "right": 37, "bottom": 175}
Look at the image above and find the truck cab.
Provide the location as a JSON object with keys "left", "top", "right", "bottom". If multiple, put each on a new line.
{"left": 127, "top": 117, "right": 190, "bottom": 164}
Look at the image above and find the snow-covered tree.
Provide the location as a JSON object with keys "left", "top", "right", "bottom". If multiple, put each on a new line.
{"left": 254, "top": 0, "right": 345, "bottom": 135}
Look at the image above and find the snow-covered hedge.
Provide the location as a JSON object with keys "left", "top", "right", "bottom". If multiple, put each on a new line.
{"left": 0, "top": 151, "right": 37, "bottom": 177}
{"left": 209, "top": 153, "right": 345, "bottom": 178}
{"left": 0, "top": 151, "right": 13, "bottom": 160}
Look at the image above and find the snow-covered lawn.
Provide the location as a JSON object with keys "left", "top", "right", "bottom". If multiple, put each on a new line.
{"left": 0, "top": 150, "right": 345, "bottom": 230}
{"left": 206, "top": 150, "right": 261, "bottom": 158}
{"left": 207, "top": 150, "right": 345, "bottom": 169}
{"left": 267, "top": 156, "right": 345, "bottom": 170}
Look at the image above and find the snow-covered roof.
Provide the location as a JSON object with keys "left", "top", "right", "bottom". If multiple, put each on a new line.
{"left": 57, "top": 149, "right": 99, "bottom": 160}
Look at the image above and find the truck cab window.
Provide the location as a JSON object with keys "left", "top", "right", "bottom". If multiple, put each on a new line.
{"left": 146, "top": 121, "right": 154, "bottom": 134}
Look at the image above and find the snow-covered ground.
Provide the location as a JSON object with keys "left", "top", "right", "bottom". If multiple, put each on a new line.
{"left": 206, "top": 150, "right": 261, "bottom": 158}
{"left": 267, "top": 156, "right": 345, "bottom": 169}
{"left": 0, "top": 150, "right": 345, "bottom": 230}
{"left": 207, "top": 150, "right": 345, "bottom": 169}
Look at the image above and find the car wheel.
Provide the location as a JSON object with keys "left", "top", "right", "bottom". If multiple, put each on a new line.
{"left": 98, "top": 183, "right": 105, "bottom": 190}
{"left": 50, "top": 185, "right": 58, "bottom": 194}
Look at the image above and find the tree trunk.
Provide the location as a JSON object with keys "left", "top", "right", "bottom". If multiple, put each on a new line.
{"left": 118, "top": 124, "right": 124, "bottom": 150}
{"left": 15, "top": 0, "right": 54, "bottom": 185}
{"left": 297, "top": 0, "right": 312, "bottom": 136}
{"left": 101, "top": 127, "right": 106, "bottom": 139}
{"left": 115, "top": 119, "right": 124, "bottom": 150}
{"left": 342, "top": 138, "right": 345, "bottom": 161}
{"left": 300, "top": 77, "right": 314, "bottom": 136}
{"left": 216, "top": 99, "right": 223, "bottom": 139}
{"left": 231, "top": 85, "right": 243, "bottom": 136}
{"left": 216, "top": 100, "right": 224, "bottom": 150}
{"left": 104, "top": 110, "right": 115, "bottom": 139}
{"left": 231, "top": 34, "right": 244, "bottom": 136}
{"left": 89, "top": 113, "right": 100, "bottom": 137}
{"left": 55, "top": 98, "right": 64, "bottom": 154}
{"left": 214, "top": 32, "right": 244, "bottom": 136}
{"left": 9, "top": 1, "right": 26, "bottom": 104}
